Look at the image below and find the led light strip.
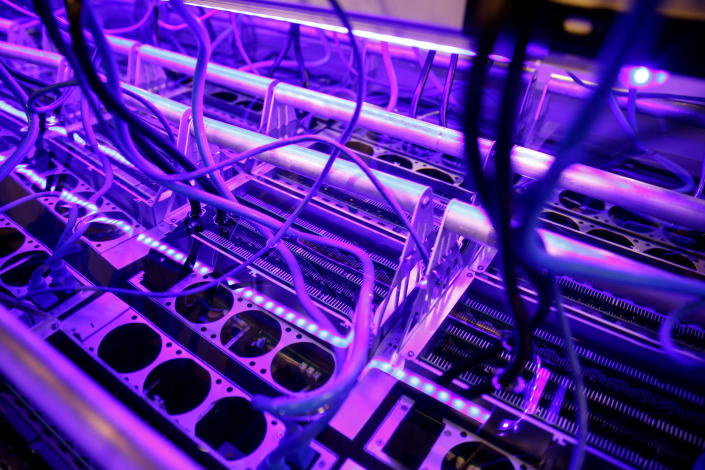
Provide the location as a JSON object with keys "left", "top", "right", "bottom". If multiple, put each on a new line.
{"left": 70, "top": 131, "right": 137, "bottom": 168}
{"left": 184, "top": 2, "right": 477, "bottom": 57}
{"left": 369, "top": 359, "right": 492, "bottom": 424}
{"left": 233, "top": 286, "right": 352, "bottom": 347}
{"left": 0, "top": 155, "right": 100, "bottom": 214}
{"left": 0, "top": 99, "right": 136, "bottom": 169}
{"left": 1, "top": 88, "right": 353, "bottom": 347}
{"left": 134, "top": 232, "right": 352, "bottom": 347}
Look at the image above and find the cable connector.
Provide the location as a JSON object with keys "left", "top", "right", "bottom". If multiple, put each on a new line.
{"left": 184, "top": 211, "right": 204, "bottom": 234}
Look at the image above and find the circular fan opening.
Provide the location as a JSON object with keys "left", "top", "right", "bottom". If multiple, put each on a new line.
{"left": 45, "top": 173, "right": 79, "bottom": 193}
{"left": 195, "top": 397, "right": 266, "bottom": 460}
{"left": 366, "top": 130, "right": 400, "bottom": 145}
{"left": 211, "top": 91, "right": 239, "bottom": 102}
{"left": 558, "top": 190, "right": 605, "bottom": 215}
{"left": 644, "top": 248, "right": 696, "bottom": 270}
{"left": 98, "top": 323, "right": 162, "bottom": 373}
{"left": 220, "top": 310, "right": 281, "bottom": 357}
{"left": 377, "top": 154, "right": 413, "bottom": 169}
{"left": 84, "top": 211, "right": 130, "bottom": 242}
{"left": 143, "top": 358, "right": 211, "bottom": 415}
{"left": 235, "top": 100, "right": 264, "bottom": 112}
{"left": 663, "top": 226, "right": 705, "bottom": 252}
{"left": 175, "top": 283, "right": 234, "bottom": 323}
{"left": 345, "top": 140, "right": 374, "bottom": 155}
{"left": 0, "top": 251, "right": 49, "bottom": 287}
{"left": 416, "top": 168, "right": 455, "bottom": 184}
{"left": 271, "top": 342, "right": 334, "bottom": 392}
{"left": 442, "top": 442, "right": 514, "bottom": 470}
{"left": 608, "top": 207, "right": 658, "bottom": 234}
{"left": 541, "top": 211, "right": 579, "bottom": 230}
{"left": 587, "top": 229, "right": 633, "bottom": 248}
{"left": 55, "top": 192, "right": 102, "bottom": 218}
{"left": 0, "top": 227, "right": 25, "bottom": 258}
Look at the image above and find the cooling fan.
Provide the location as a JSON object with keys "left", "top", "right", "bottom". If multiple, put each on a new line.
{"left": 423, "top": 421, "right": 528, "bottom": 470}
{"left": 174, "top": 282, "right": 235, "bottom": 323}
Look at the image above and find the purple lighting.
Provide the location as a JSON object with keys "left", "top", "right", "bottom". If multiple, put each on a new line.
{"left": 631, "top": 66, "right": 651, "bottom": 86}
{"left": 368, "top": 360, "right": 492, "bottom": 424}
{"left": 622, "top": 65, "right": 669, "bottom": 88}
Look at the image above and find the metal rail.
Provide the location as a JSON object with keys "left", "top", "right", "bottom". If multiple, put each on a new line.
{"left": 1, "top": 37, "right": 704, "bottom": 229}
{"left": 0, "top": 303, "right": 203, "bottom": 470}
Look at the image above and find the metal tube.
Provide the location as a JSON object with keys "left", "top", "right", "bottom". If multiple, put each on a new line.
{"left": 0, "top": 18, "right": 13, "bottom": 32}
{"left": 107, "top": 35, "right": 138, "bottom": 55}
{"left": 0, "top": 41, "right": 63, "bottom": 67}
{"left": 2, "top": 39, "right": 705, "bottom": 229}
{"left": 506, "top": 145, "right": 705, "bottom": 231}
{"left": 123, "top": 84, "right": 429, "bottom": 212}
{"left": 444, "top": 199, "right": 672, "bottom": 278}
{"left": 548, "top": 75, "right": 705, "bottom": 126}
{"left": 0, "top": 304, "right": 203, "bottom": 470}
{"left": 273, "top": 82, "right": 464, "bottom": 154}
{"left": 137, "top": 44, "right": 273, "bottom": 97}
{"left": 123, "top": 41, "right": 705, "bottom": 230}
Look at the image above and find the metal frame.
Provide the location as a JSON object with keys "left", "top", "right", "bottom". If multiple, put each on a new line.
{"left": 0, "top": 301, "right": 204, "bottom": 470}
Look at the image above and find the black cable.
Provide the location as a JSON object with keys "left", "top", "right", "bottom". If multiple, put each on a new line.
{"left": 410, "top": 49, "right": 436, "bottom": 119}
{"left": 291, "top": 23, "right": 309, "bottom": 88}
{"left": 491, "top": 0, "right": 535, "bottom": 389}
{"left": 268, "top": 23, "right": 295, "bottom": 77}
{"left": 39, "top": 0, "right": 209, "bottom": 217}
{"left": 41, "top": 0, "right": 211, "bottom": 187}
{"left": 438, "top": 262, "right": 553, "bottom": 391}
{"left": 439, "top": 53, "right": 458, "bottom": 127}
{"left": 445, "top": 0, "right": 538, "bottom": 393}
{"left": 460, "top": 10, "right": 499, "bottom": 199}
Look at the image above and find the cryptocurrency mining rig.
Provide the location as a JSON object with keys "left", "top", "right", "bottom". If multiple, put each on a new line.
{"left": 0, "top": 0, "right": 704, "bottom": 469}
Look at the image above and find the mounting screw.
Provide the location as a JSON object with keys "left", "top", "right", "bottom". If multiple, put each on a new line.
{"left": 477, "top": 265, "right": 484, "bottom": 270}
{"left": 407, "top": 351, "right": 415, "bottom": 358}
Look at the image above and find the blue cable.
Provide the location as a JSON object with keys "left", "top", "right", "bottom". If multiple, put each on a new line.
{"left": 63, "top": 0, "right": 375, "bottom": 427}
{"left": 0, "top": 191, "right": 55, "bottom": 213}
{"left": 170, "top": 0, "right": 232, "bottom": 200}
{"left": 0, "top": 62, "right": 39, "bottom": 184}
{"left": 571, "top": 72, "right": 695, "bottom": 193}
{"left": 517, "top": 0, "right": 662, "bottom": 283}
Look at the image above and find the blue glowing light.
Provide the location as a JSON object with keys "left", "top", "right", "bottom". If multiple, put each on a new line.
{"left": 655, "top": 71, "right": 669, "bottom": 84}
{"left": 230, "top": 287, "right": 352, "bottom": 346}
{"left": 369, "top": 360, "right": 491, "bottom": 424}
{"left": 622, "top": 65, "right": 668, "bottom": 88}
{"left": 630, "top": 66, "right": 651, "bottom": 86}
